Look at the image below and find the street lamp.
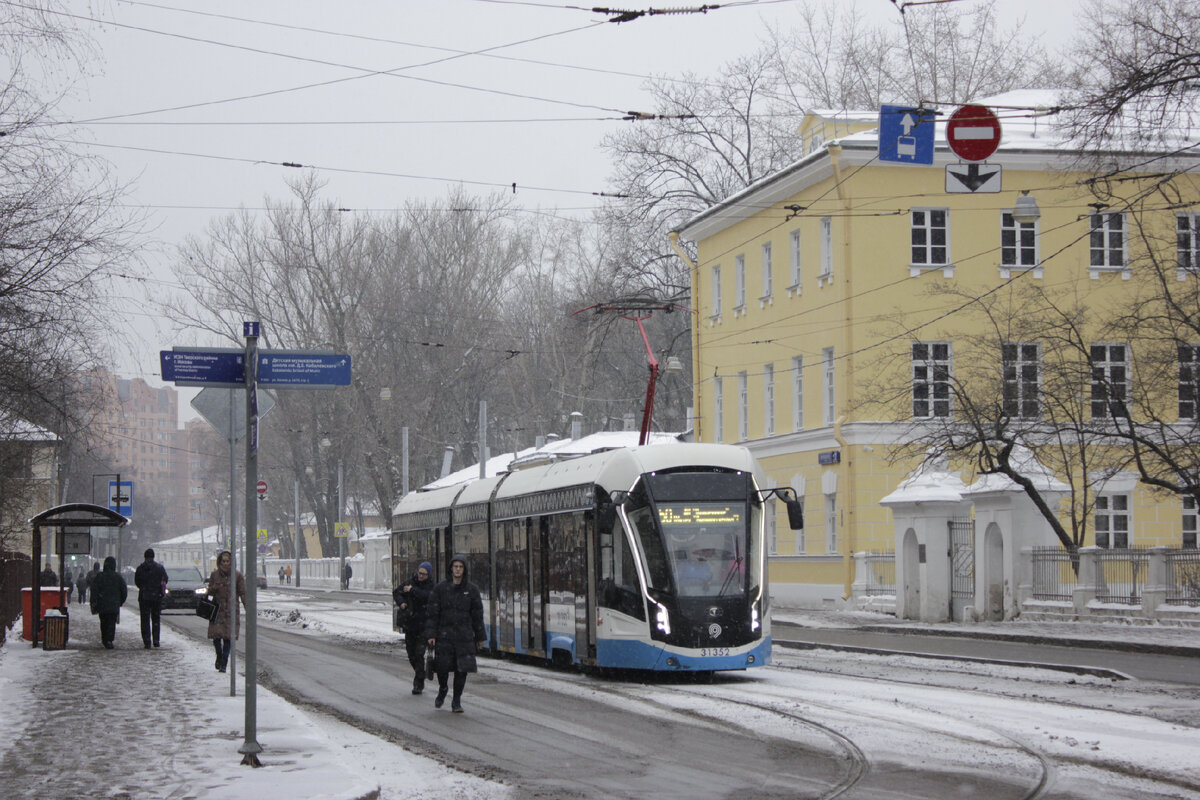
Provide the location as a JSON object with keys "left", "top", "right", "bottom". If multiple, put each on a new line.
{"left": 1012, "top": 191, "right": 1041, "bottom": 224}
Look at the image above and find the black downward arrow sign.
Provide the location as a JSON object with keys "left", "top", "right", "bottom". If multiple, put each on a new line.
{"left": 950, "top": 164, "right": 996, "bottom": 192}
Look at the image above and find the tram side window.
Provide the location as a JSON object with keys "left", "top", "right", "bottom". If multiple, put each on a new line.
{"left": 598, "top": 516, "right": 646, "bottom": 620}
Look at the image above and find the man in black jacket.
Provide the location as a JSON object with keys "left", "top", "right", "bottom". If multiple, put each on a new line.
{"left": 134, "top": 548, "right": 168, "bottom": 648}
{"left": 91, "top": 556, "right": 128, "bottom": 649}
{"left": 393, "top": 561, "right": 434, "bottom": 695}
{"left": 424, "top": 555, "right": 486, "bottom": 713}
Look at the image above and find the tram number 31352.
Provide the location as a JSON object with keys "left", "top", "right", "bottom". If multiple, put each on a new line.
{"left": 699, "top": 647, "right": 731, "bottom": 657}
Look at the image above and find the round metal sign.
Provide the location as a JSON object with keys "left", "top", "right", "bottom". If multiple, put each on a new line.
{"left": 256, "top": 480, "right": 268, "bottom": 496}
{"left": 946, "top": 104, "right": 1001, "bottom": 162}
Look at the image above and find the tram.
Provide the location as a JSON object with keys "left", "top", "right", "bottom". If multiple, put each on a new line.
{"left": 390, "top": 442, "right": 803, "bottom": 673}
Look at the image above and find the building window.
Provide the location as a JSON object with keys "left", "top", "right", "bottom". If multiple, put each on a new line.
{"left": 912, "top": 342, "right": 952, "bottom": 419}
{"left": 822, "top": 347, "right": 835, "bottom": 426}
{"left": 789, "top": 229, "right": 802, "bottom": 290}
{"left": 1179, "top": 213, "right": 1200, "bottom": 274}
{"left": 763, "top": 364, "right": 775, "bottom": 437}
{"left": 737, "top": 371, "right": 748, "bottom": 441}
{"left": 911, "top": 208, "right": 949, "bottom": 266}
{"left": 711, "top": 264, "right": 722, "bottom": 318}
{"left": 713, "top": 377, "right": 723, "bottom": 443}
{"left": 760, "top": 242, "right": 772, "bottom": 301}
{"left": 1184, "top": 496, "right": 1197, "bottom": 549}
{"left": 792, "top": 356, "right": 804, "bottom": 431}
{"left": 1002, "top": 342, "right": 1040, "bottom": 419}
{"left": 1001, "top": 212, "right": 1038, "bottom": 268}
{"left": 1091, "top": 344, "right": 1129, "bottom": 418}
{"left": 1094, "top": 494, "right": 1130, "bottom": 548}
{"left": 735, "top": 254, "right": 746, "bottom": 310}
{"left": 819, "top": 216, "right": 833, "bottom": 281}
{"left": 825, "top": 494, "right": 837, "bottom": 553}
{"left": 1090, "top": 212, "right": 1126, "bottom": 269}
{"left": 1180, "top": 346, "right": 1200, "bottom": 420}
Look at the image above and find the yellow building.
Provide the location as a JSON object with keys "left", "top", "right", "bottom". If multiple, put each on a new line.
{"left": 673, "top": 91, "right": 1200, "bottom": 607}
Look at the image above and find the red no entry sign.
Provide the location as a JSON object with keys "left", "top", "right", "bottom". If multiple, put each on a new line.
{"left": 947, "top": 105, "right": 1001, "bottom": 162}
{"left": 256, "top": 480, "right": 268, "bottom": 496}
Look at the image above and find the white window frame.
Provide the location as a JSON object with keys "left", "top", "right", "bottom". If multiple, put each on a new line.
{"left": 1001, "top": 211, "right": 1041, "bottom": 277}
{"left": 1180, "top": 345, "right": 1200, "bottom": 420}
{"left": 734, "top": 254, "right": 746, "bottom": 313}
{"left": 712, "top": 377, "right": 723, "bottom": 443}
{"left": 912, "top": 341, "right": 952, "bottom": 419}
{"left": 1090, "top": 343, "right": 1129, "bottom": 419}
{"left": 1178, "top": 213, "right": 1200, "bottom": 279}
{"left": 1002, "top": 342, "right": 1041, "bottom": 420}
{"left": 791, "top": 355, "right": 804, "bottom": 432}
{"left": 737, "top": 371, "right": 748, "bottom": 441}
{"left": 763, "top": 363, "right": 775, "bottom": 437}
{"left": 1094, "top": 493, "right": 1130, "bottom": 548}
{"left": 818, "top": 216, "right": 833, "bottom": 286}
{"left": 910, "top": 208, "right": 951, "bottom": 275}
{"left": 760, "top": 242, "right": 773, "bottom": 306}
{"left": 788, "top": 229, "right": 802, "bottom": 295}
{"left": 1183, "top": 496, "right": 1197, "bottom": 549}
{"left": 824, "top": 493, "right": 837, "bottom": 554}
{"left": 710, "top": 264, "right": 722, "bottom": 321}
{"left": 822, "top": 347, "right": 835, "bottom": 426}
{"left": 1089, "top": 212, "right": 1129, "bottom": 278}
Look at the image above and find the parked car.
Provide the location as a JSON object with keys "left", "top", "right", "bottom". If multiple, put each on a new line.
{"left": 162, "top": 566, "right": 207, "bottom": 610}
{"left": 256, "top": 574, "right": 268, "bottom": 590}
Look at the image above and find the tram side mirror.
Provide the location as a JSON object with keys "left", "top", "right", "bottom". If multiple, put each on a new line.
{"left": 597, "top": 502, "right": 617, "bottom": 532}
{"left": 785, "top": 498, "right": 804, "bottom": 530}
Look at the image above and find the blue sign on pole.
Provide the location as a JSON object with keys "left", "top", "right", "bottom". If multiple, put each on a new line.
{"left": 160, "top": 348, "right": 246, "bottom": 387}
{"left": 108, "top": 480, "right": 133, "bottom": 517}
{"left": 878, "top": 105, "right": 937, "bottom": 165}
{"left": 257, "top": 351, "right": 352, "bottom": 389}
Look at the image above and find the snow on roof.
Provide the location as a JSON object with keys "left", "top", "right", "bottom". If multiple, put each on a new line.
{"left": 0, "top": 415, "right": 58, "bottom": 442}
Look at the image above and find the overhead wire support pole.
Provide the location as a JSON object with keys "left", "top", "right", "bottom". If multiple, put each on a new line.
{"left": 240, "top": 322, "right": 263, "bottom": 767}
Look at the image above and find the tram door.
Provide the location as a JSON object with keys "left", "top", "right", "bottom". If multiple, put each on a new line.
{"left": 528, "top": 516, "right": 547, "bottom": 656}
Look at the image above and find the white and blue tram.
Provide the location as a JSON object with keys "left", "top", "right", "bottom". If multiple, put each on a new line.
{"left": 390, "top": 442, "right": 803, "bottom": 673}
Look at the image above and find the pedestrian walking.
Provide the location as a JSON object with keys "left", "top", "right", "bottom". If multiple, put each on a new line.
{"left": 424, "top": 555, "right": 486, "bottom": 713}
{"left": 75, "top": 568, "right": 88, "bottom": 604}
{"left": 393, "top": 561, "right": 434, "bottom": 694}
{"left": 134, "top": 548, "right": 169, "bottom": 649}
{"left": 342, "top": 562, "right": 352, "bottom": 590}
{"left": 278, "top": 566, "right": 285, "bottom": 585}
{"left": 64, "top": 569, "right": 75, "bottom": 604}
{"left": 206, "top": 550, "right": 246, "bottom": 673}
{"left": 89, "top": 556, "right": 127, "bottom": 649}
{"left": 40, "top": 563, "right": 57, "bottom": 586}
{"left": 285, "top": 564, "right": 292, "bottom": 584}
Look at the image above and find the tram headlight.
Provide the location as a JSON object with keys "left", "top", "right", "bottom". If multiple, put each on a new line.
{"left": 751, "top": 602, "right": 760, "bottom": 632}
{"left": 655, "top": 602, "right": 671, "bottom": 635}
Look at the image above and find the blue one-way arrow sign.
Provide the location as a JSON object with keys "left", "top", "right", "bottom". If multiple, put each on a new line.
{"left": 160, "top": 348, "right": 246, "bottom": 387}
{"left": 879, "top": 105, "right": 937, "bottom": 165}
{"left": 257, "top": 350, "right": 352, "bottom": 389}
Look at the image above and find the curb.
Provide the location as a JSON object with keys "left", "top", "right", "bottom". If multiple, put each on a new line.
{"left": 854, "top": 624, "right": 1200, "bottom": 659}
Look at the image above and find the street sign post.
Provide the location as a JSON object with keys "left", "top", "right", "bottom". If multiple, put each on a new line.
{"left": 946, "top": 105, "right": 1002, "bottom": 162}
{"left": 878, "top": 105, "right": 937, "bottom": 165}
{"left": 258, "top": 350, "right": 352, "bottom": 389}
{"left": 108, "top": 480, "right": 133, "bottom": 517}
{"left": 256, "top": 480, "right": 268, "bottom": 499}
{"left": 160, "top": 348, "right": 245, "bottom": 388}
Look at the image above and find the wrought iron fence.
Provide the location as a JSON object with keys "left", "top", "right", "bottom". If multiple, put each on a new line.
{"left": 1094, "top": 547, "right": 1152, "bottom": 605}
{"left": 949, "top": 518, "right": 975, "bottom": 601}
{"left": 1031, "top": 546, "right": 1078, "bottom": 601}
{"left": 1166, "top": 549, "right": 1200, "bottom": 607}
{"left": 862, "top": 550, "right": 896, "bottom": 595}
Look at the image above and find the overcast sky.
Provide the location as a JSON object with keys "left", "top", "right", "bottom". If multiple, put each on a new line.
{"left": 55, "top": 0, "right": 1084, "bottom": 408}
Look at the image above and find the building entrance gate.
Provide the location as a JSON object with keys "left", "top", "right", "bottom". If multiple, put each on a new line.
{"left": 949, "top": 517, "right": 975, "bottom": 620}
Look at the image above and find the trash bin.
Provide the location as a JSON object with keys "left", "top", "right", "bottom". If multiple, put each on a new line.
{"left": 42, "top": 609, "right": 69, "bottom": 650}
{"left": 21, "top": 587, "right": 68, "bottom": 642}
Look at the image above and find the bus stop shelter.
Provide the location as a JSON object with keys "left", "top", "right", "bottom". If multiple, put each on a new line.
{"left": 28, "top": 503, "right": 128, "bottom": 647}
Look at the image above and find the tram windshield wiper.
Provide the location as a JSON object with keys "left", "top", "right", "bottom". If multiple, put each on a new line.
{"left": 717, "top": 540, "right": 742, "bottom": 597}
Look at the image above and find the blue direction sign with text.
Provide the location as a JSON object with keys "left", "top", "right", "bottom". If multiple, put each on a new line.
{"left": 257, "top": 350, "right": 352, "bottom": 389}
{"left": 160, "top": 348, "right": 246, "bottom": 388}
{"left": 878, "top": 105, "right": 937, "bottom": 165}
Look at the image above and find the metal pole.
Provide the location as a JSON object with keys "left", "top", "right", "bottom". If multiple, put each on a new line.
{"left": 294, "top": 478, "right": 301, "bottom": 588}
{"left": 240, "top": 325, "right": 262, "bottom": 764}
{"left": 479, "top": 400, "right": 487, "bottom": 480}
{"left": 338, "top": 459, "right": 345, "bottom": 589}
{"left": 401, "top": 426, "right": 409, "bottom": 498}
{"left": 227, "top": 389, "right": 237, "bottom": 697}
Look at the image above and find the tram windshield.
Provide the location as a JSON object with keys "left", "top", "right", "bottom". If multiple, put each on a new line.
{"left": 625, "top": 470, "right": 761, "bottom": 599}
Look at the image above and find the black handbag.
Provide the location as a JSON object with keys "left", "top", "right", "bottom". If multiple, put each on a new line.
{"left": 195, "top": 597, "right": 219, "bottom": 622}
{"left": 425, "top": 650, "right": 436, "bottom": 680}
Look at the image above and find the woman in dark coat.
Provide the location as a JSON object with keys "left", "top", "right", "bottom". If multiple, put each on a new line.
{"left": 206, "top": 550, "right": 246, "bottom": 673}
{"left": 424, "top": 554, "right": 486, "bottom": 712}
{"left": 89, "top": 556, "right": 127, "bottom": 649}
{"left": 393, "top": 560, "right": 434, "bottom": 694}
{"left": 75, "top": 568, "right": 88, "bottom": 604}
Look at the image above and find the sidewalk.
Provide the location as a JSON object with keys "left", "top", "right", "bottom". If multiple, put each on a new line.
{"left": 0, "top": 607, "right": 379, "bottom": 800}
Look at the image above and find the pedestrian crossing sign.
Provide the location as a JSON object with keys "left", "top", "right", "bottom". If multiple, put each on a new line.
{"left": 334, "top": 522, "right": 350, "bottom": 538}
